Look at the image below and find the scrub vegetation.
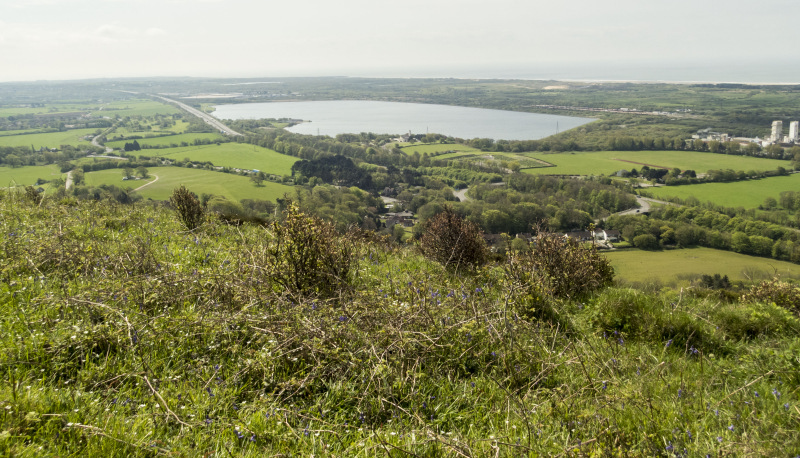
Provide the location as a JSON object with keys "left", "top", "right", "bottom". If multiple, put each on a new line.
{"left": 2, "top": 77, "right": 800, "bottom": 456}
{"left": 2, "top": 191, "right": 799, "bottom": 456}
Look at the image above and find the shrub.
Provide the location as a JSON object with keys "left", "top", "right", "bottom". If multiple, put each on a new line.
{"left": 632, "top": 233, "right": 660, "bottom": 250}
{"left": 741, "top": 278, "right": 800, "bottom": 315}
{"left": 507, "top": 231, "right": 614, "bottom": 301}
{"left": 713, "top": 301, "right": 800, "bottom": 340}
{"left": 261, "top": 202, "right": 357, "bottom": 299}
{"left": 504, "top": 231, "right": 614, "bottom": 322}
{"left": 24, "top": 186, "right": 42, "bottom": 205}
{"left": 418, "top": 207, "right": 487, "bottom": 271}
{"left": 169, "top": 185, "right": 204, "bottom": 230}
{"left": 589, "top": 289, "right": 725, "bottom": 353}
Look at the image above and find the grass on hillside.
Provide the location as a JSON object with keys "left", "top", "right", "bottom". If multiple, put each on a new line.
{"left": 1, "top": 195, "right": 798, "bottom": 456}
{"left": 0, "top": 129, "right": 98, "bottom": 149}
{"left": 104, "top": 133, "right": 224, "bottom": 150}
{"left": 132, "top": 143, "right": 298, "bottom": 176}
{"left": 605, "top": 246, "right": 800, "bottom": 286}
{"left": 645, "top": 174, "right": 800, "bottom": 209}
{"left": 84, "top": 166, "right": 294, "bottom": 201}
{"left": 522, "top": 150, "right": 791, "bottom": 176}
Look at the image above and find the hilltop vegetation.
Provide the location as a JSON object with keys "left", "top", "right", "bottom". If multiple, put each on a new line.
{"left": 1, "top": 190, "right": 799, "bottom": 456}
{"left": 2, "top": 77, "right": 800, "bottom": 455}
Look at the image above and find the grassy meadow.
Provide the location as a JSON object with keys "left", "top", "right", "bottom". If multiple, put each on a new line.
{"left": 105, "top": 133, "right": 224, "bottom": 150}
{"left": 91, "top": 99, "right": 181, "bottom": 117}
{"left": 646, "top": 173, "right": 800, "bottom": 208}
{"left": 133, "top": 143, "right": 298, "bottom": 175}
{"left": 0, "top": 129, "right": 98, "bottom": 149}
{"left": 400, "top": 143, "right": 481, "bottom": 155}
{"left": 1, "top": 196, "right": 798, "bottom": 456}
{"left": 605, "top": 247, "right": 800, "bottom": 284}
{"left": 0, "top": 164, "right": 65, "bottom": 188}
{"left": 84, "top": 166, "right": 294, "bottom": 201}
{"left": 523, "top": 150, "right": 791, "bottom": 176}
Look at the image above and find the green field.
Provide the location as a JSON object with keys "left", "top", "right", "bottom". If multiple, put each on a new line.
{"left": 110, "top": 119, "right": 191, "bottom": 137}
{"left": 91, "top": 99, "right": 180, "bottom": 117}
{"left": 0, "top": 164, "right": 65, "bottom": 188}
{"left": 604, "top": 247, "right": 800, "bottom": 284}
{"left": 133, "top": 143, "right": 298, "bottom": 175}
{"left": 85, "top": 166, "right": 294, "bottom": 202}
{"left": 0, "top": 103, "right": 92, "bottom": 117}
{"left": 400, "top": 143, "right": 481, "bottom": 155}
{"left": 646, "top": 173, "right": 800, "bottom": 208}
{"left": 0, "top": 129, "right": 44, "bottom": 137}
{"left": 0, "top": 128, "right": 97, "bottom": 148}
{"left": 105, "top": 133, "right": 223, "bottom": 149}
{"left": 523, "top": 150, "right": 791, "bottom": 176}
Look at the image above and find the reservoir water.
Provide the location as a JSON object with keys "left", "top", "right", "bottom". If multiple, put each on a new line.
{"left": 212, "top": 100, "right": 594, "bottom": 140}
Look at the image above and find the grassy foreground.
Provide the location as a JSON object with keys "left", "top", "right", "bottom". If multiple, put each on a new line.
{"left": 1, "top": 192, "right": 799, "bottom": 456}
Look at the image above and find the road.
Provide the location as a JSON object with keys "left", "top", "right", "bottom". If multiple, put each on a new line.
{"left": 453, "top": 188, "right": 470, "bottom": 202}
{"left": 154, "top": 95, "right": 242, "bottom": 136}
{"left": 92, "top": 126, "right": 115, "bottom": 154}
{"left": 608, "top": 196, "right": 677, "bottom": 219}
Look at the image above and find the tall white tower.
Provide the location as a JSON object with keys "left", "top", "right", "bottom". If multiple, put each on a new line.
{"left": 790, "top": 121, "right": 799, "bottom": 142}
{"left": 771, "top": 120, "right": 783, "bottom": 142}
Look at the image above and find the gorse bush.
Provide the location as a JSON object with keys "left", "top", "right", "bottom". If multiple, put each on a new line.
{"left": 24, "top": 185, "right": 42, "bottom": 205}
{"left": 259, "top": 202, "right": 358, "bottom": 299}
{"left": 742, "top": 278, "right": 800, "bottom": 314}
{"left": 419, "top": 207, "right": 487, "bottom": 271}
{"left": 506, "top": 231, "right": 614, "bottom": 301}
{"left": 169, "top": 185, "right": 204, "bottom": 230}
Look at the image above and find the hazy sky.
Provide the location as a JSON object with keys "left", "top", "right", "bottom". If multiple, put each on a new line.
{"left": 2, "top": 0, "right": 799, "bottom": 82}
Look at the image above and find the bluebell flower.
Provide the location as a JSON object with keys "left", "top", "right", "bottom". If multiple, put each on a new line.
{"left": 665, "top": 339, "right": 673, "bottom": 348}
{"left": 728, "top": 425, "right": 734, "bottom": 432}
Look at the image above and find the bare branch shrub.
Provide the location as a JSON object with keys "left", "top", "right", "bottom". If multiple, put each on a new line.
{"left": 418, "top": 207, "right": 487, "bottom": 271}
{"left": 169, "top": 185, "right": 204, "bottom": 230}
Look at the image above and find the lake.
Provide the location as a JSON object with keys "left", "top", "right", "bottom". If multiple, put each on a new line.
{"left": 212, "top": 100, "right": 594, "bottom": 140}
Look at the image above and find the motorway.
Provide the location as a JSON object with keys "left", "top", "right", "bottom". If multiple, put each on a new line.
{"left": 154, "top": 95, "right": 242, "bottom": 136}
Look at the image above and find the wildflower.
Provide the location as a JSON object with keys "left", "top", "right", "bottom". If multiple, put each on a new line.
{"left": 754, "top": 391, "right": 759, "bottom": 398}
{"left": 235, "top": 429, "right": 244, "bottom": 439}
{"left": 686, "top": 430, "right": 692, "bottom": 439}
{"left": 717, "top": 436, "right": 723, "bottom": 442}
{"left": 602, "top": 381, "right": 607, "bottom": 390}
{"left": 772, "top": 388, "right": 781, "bottom": 398}
{"left": 250, "top": 434, "right": 256, "bottom": 442}
{"left": 785, "top": 403, "right": 790, "bottom": 410}
{"left": 665, "top": 339, "right": 673, "bottom": 348}
{"left": 728, "top": 425, "right": 734, "bottom": 432}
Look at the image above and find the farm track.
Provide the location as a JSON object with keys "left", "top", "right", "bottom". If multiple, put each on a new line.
{"left": 133, "top": 174, "right": 159, "bottom": 192}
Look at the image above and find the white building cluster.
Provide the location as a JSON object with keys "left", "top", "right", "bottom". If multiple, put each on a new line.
{"left": 695, "top": 120, "right": 799, "bottom": 147}
{"left": 771, "top": 120, "right": 800, "bottom": 143}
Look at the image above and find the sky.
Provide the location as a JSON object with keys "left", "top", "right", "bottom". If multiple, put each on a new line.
{"left": 2, "top": 0, "right": 800, "bottom": 83}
